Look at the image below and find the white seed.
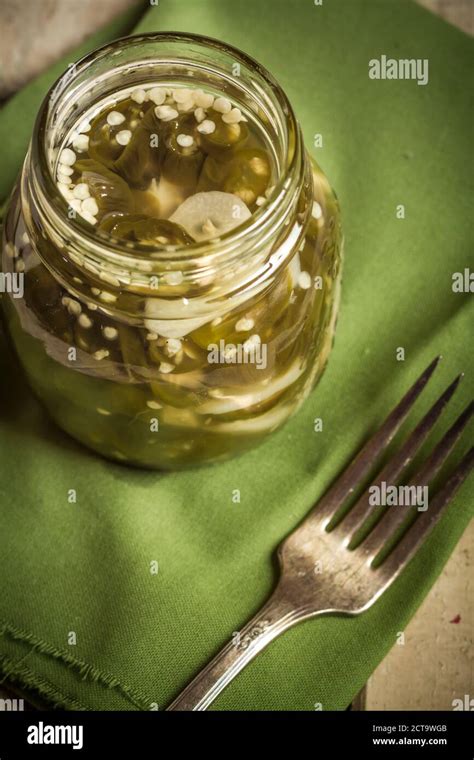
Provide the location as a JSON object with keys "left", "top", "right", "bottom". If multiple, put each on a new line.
{"left": 78, "top": 313, "right": 93, "bottom": 329}
{"left": 93, "top": 349, "right": 110, "bottom": 361}
{"left": 82, "top": 197, "right": 99, "bottom": 216}
{"left": 63, "top": 297, "right": 81, "bottom": 316}
{"left": 164, "top": 270, "right": 183, "bottom": 286}
{"left": 235, "top": 317, "right": 255, "bottom": 332}
{"left": 15, "top": 259, "right": 25, "bottom": 273}
{"left": 69, "top": 256, "right": 83, "bottom": 269}
{"left": 173, "top": 88, "right": 193, "bottom": 103}
{"left": 155, "top": 105, "right": 179, "bottom": 121}
{"left": 5, "top": 243, "right": 17, "bottom": 258}
{"left": 99, "top": 291, "right": 117, "bottom": 303}
{"left": 103, "top": 326, "right": 118, "bottom": 341}
{"left": 58, "top": 183, "right": 74, "bottom": 200}
{"left": 99, "top": 270, "right": 120, "bottom": 286}
{"left": 163, "top": 338, "right": 182, "bottom": 357}
{"left": 194, "top": 90, "right": 214, "bottom": 109}
{"left": 146, "top": 400, "right": 162, "bottom": 410}
{"left": 58, "top": 163, "right": 74, "bottom": 176}
{"left": 213, "top": 96, "right": 232, "bottom": 114}
{"left": 81, "top": 211, "right": 97, "bottom": 225}
{"left": 87, "top": 302, "right": 98, "bottom": 311}
{"left": 249, "top": 156, "right": 267, "bottom": 176}
{"left": 177, "top": 99, "right": 195, "bottom": 113}
{"left": 91, "top": 287, "right": 101, "bottom": 296}
{"left": 243, "top": 334, "right": 261, "bottom": 352}
{"left": 60, "top": 148, "right": 76, "bottom": 166}
{"left": 21, "top": 232, "right": 29, "bottom": 245}
{"left": 116, "top": 129, "right": 132, "bottom": 146}
{"left": 77, "top": 119, "right": 91, "bottom": 134}
{"left": 159, "top": 362, "right": 175, "bottom": 374}
{"left": 69, "top": 300, "right": 82, "bottom": 316}
{"left": 131, "top": 88, "right": 147, "bottom": 104}
{"left": 97, "top": 407, "right": 111, "bottom": 416}
{"left": 255, "top": 196, "right": 266, "bottom": 206}
{"left": 73, "top": 134, "right": 89, "bottom": 152}
{"left": 148, "top": 87, "right": 167, "bottom": 105}
{"left": 201, "top": 218, "right": 218, "bottom": 237}
{"left": 57, "top": 172, "right": 72, "bottom": 185}
{"left": 298, "top": 271, "right": 312, "bottom": 290}
{"left": 73, "top": 183, "right": 90, "bottom": 200}
{"left": 107, "top": 110, "right": 126, "bottom": 126}
{"left": 84, "top": 262, "right": 100, "bottom": 274}
{"left": 69, "top": 257, "right": 83, "bottom": 270}
{"left": 137, "top": 260, "right": 153, "bottom": 272}
{"left": 197, "top": 119, "right": 216, "bottom": 135}
{"left": 176, "top": 133, "right": 194, "bottom": 148}
{"left": 194, "top": 107, "right": 206, "bottom": 123}
{"left": 68, "top": 199, "right": 82, "bottom": 212}
{"left": 222, "top": 107, "right": 243, "bottom": 124}
{"left": 312, "top": 201, "right": 322, "bottom": 220}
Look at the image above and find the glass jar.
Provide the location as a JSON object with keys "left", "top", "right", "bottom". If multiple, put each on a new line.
{"left": 1, "top": 33, "right": 342, "bottom": 469}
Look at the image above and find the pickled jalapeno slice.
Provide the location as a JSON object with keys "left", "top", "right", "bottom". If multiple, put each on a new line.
{"left": 88, "top": 102, "right": 136, "bottom": 169}
{"left": 197, "top": 107, "right": 249, "bottom": 156}
{"left": 197, "top": 148, "right": 271, "bottom": 207}
{"left": 223, "top": 148, "right": 271, "bottom": 206}
{"left": 161, "top": 115, "right": 205, "bottom": 193}
{"left": 74, "top": 159, "right": 134, "bottom": 219}
{"left": 114, "top": 107, "right": 166, "bottom": 190}
{"left": 189, "top": 266, "right": 291, "bottom": 350}
{"left": 24, "top": 264, "right": 73, "bottom": 341}
{"left": 99, "top": 213, "right": 195, "bottom": 246}
{"left": 117, "top": 324, "right": 149, "bottom": 379}
{"left": 196, "top": 154, "right": 229, "bottom": 192}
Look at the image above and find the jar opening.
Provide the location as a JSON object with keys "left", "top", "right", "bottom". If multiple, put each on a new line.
{"left": 29, "top": 32, "right": 304, "bottom": 279}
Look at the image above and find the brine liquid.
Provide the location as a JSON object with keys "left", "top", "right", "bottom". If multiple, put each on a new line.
{"left": 55, "top": 84, "right": 278, "bottom": 245}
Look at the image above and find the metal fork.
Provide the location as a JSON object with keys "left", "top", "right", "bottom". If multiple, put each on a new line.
{"left": 167, "top": 357, "right": 473, "bottom": 710}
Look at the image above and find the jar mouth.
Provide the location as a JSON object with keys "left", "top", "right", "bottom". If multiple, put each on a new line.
{"left": 30, "top": 31, "right": 303, "bottom": 272}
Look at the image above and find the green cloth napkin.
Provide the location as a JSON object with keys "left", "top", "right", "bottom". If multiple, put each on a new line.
{"left": 0, "top": 0, "right": 472, "bottom": 711}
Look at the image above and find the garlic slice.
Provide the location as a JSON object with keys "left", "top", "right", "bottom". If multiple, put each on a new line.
{"left": 196, "top": 361, "right": 304, "bottom": 414}
{"left": 144, "top": 316, "right": 219, "bottom": 339}
{"left": 170, "top": 191, "right": 251, "bottom": 241}
{"left": 211, "top": 404, "right": 292, "bottom": 434}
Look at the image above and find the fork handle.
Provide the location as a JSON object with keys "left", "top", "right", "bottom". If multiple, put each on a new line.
{"left": 166, "top": 584, "right": 301, "bottom": 711}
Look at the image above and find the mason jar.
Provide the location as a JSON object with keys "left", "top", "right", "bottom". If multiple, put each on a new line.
{"left": 0, "top": 33, "right": 342, "bottom": 469}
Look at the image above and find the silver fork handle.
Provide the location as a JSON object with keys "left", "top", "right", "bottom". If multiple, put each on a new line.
{"left": 166, "top": 584, "right": 301, "bottom": 711}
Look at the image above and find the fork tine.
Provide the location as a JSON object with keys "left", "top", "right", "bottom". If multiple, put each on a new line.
{"left": 336, "top": 374, "right": 463, "bottom": 538}
{"left": 358, "top": 401, "right": 473, "bottom": 557}
{"left": 374, "top": 446, "right": 474, "bottom": 579}
{"left": 316, "top": 356, "right": 441, "bottom": 528}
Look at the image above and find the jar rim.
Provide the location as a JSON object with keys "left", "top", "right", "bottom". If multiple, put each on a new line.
{"left": 30, "top": 31, "right": 304, "bottom": 274}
